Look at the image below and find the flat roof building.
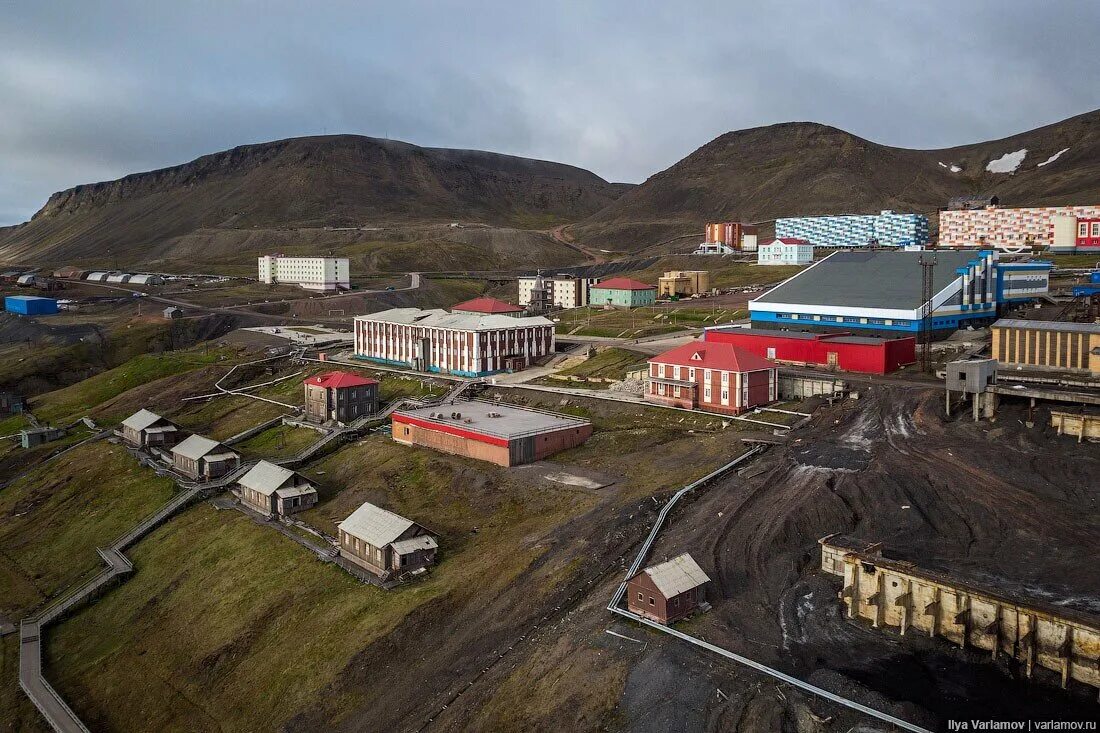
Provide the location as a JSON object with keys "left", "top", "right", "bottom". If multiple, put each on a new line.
{"left": 749, "top": 250, "right": 1051, "bottom": 340}
{"left": 392, "top": 399, "right": 592, "bottom": 467}
{"left": 626, "top": 553, "right": 711, "bottom": 624}
{"left": 171, "top": 435, "right": 240, "bottom": 480}
{"left": 120, "top": 409, "right": 184, "bottom": 449}
{"left": 775, "top": 210, "right": 929, "bottom": 248}
{"left": 354, "top": 307, "right": 554, "bottom": 377}
{"left": 646, "top": 340, "right": 778, "bottom": 415}
{"left": 657, "top": 271, "right": 710, "bottom": 298}
{"left": 237, "top": 461, "right": 318, "bottom": 518}
{"left": 991, "top": 319, "right": 1100, "bottom": 375}
{"left": 4, "top": 296, "right": 59, "bottom": 316}
{"left": 258, "top": 254, "right": 350, "bottom": 291}
{"left": 338, "top": 501, "right": 438, "bottom": 578}
{"left": 517, "top": 274, "right": 598, "bottom": 310}
{"left": 757, "top": 238, "right": 813, "bottom": 266}
{"left": 704, "top": 327, "right": 916, "bottom": 375}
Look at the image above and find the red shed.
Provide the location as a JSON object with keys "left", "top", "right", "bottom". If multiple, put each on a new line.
{"left": 704, "top": 327, "right": 915, "bottom": 375}
{"left": 626, "top": 553, "right": 711, "bottom": 624}
{"left": 646, "top": 340, "right": 778, "bottom": 415}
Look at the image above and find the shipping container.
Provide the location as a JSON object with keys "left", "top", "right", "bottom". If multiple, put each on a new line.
{"left": 4, "top": 295, "right": 59, "bottom": 316}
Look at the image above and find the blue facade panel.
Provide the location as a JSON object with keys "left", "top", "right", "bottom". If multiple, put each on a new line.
{"left": 749, "top": 309, "right": 994, "bottom": 333}
{"left": 4, "top": 296, "right": 59, "bottom": 315}
{"left": 776, "top": 211, "right": 930, "bottom": 248}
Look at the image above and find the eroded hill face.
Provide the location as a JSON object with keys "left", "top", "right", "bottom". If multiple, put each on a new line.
{"left": 0, "top": 135, "right": 629, "bottom": 267}
{"left": 574, "top": 110, "right": 1100, "bottom": 251}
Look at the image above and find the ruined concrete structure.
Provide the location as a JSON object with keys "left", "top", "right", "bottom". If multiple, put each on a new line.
{"left": 1051, "top": 411, "right": 1100, "bottom": 442}
{"left": 819, "top": 535, "right": 1100, "bottom": 697}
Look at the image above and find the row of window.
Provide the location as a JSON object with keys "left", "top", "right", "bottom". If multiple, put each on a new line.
{"left": 1077, "top": 222, "right": 1100, "bottom": 238}
{"left": 773, "top": 313, "right": 911, "bottom": 327}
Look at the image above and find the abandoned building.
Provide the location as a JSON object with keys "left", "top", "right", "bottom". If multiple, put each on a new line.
{"left": 337, "top": 501, "right": 438, "bottom": 578}
{"left": 120, "top": 409, "right": 183, "bottom": 449}
{"left": 237, "top": 460, "right": 318, "bottom": 517}
{"left": 171, "top": 435, "right": 240, "bottom": 480}
{"left": 391, "top": 399, "right": 593, "bottom": 467}
{"left": 626, "top": 553, "right": 711, "bottom": 624}
{"left": 0, "top": 391, "right": 25, "bottom": 415}
{"left": 19, "top": 426, "right": 65, "bottom": 449}
{"left": 819, "top": 534, "right": 1100, "bottom": 696}
{"left": 991, "top": 319, "right": 1100, "bottom": 375}
{"left": 303, "top": 371, "right": 379, "bottom": 423}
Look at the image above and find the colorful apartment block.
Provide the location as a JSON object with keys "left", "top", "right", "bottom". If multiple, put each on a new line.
{"left": 775, "top": 211, "right": 929, "bottom": 248}
{"left": 939, "top": 205, "right": 1100, "bottom": 253}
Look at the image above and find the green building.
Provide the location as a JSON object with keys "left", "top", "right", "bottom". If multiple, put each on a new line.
{"left": 589, "top": 277, "right": 657, "bottom": 308}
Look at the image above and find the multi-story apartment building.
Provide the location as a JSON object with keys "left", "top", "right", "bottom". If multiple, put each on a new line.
{"left": 517, "top": 274, "right": 597, "bottom": 310}
{"left": 939, "top": 204, "right": 1100, "bottom": 253}
{"left": 776, "top": 210, "right": 929, "bottom": 248}
{"left": 354, "top": 307, "right": 554, "bottom": 376}
{"left": 257, "top": 254, "right": 350, "bottom": 291}
{"left": 757, "top": 238, "right": 814, "bottom": 265}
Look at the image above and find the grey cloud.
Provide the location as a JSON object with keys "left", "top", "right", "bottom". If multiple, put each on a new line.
{"left": 0, "top": 0, "right": 1098, "bottom": 224}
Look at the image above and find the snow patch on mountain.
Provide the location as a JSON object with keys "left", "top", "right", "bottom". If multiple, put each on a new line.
{"left": 1037, "top": 148, "right": 1070, "bottom": 167}
{"left": 986, "top": 149, "right": 1027, "bottom": 174}
{"left": 938, "top": 162, "right": 962, "bottom": 173}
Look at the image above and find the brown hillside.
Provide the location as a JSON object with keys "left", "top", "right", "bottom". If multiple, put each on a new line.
{"left": 574, "top": 109, "right": 1100, "bottom": 251}
{"left": 0, "top": 135, "right": 628, "bottom": 267}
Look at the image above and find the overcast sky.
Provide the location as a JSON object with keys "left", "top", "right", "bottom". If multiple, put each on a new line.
{"left": 1, "top": 1, "right": 1098, "bottom": 225}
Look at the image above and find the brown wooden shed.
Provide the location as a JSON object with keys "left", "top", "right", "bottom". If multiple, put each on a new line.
{"left": 171, "top": 435, "right": 239, "bottom": 480}
{"left": 120, "top": 408, "right": 183, "bottom": 449}
{"left": 626, "top": 553, "right": 711, "bottom": 624}
{"left": 237, "top": 460, "right": 318, "bottom": 517}
{"left": 337, "top": 501, "right": 437, "bottom": 578}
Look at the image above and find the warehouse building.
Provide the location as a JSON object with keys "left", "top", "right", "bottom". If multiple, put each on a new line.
{"left": 939, "top": 203, "right": 1100, "bottom": 253}
{"left": 991, "top": 319, "right": 1100, "bottom": 375}
{"left": 105, "top": 273, "right": 131, "bottom": 283}
{"left": 120, "top": 409, "right": 183, "bottom": 449}
{"left": 84, "top": 272, "right": 109, "bottom": 282}
{"left": 392, "top": 400, "right": 592, "bottom": 467}
{"left": 657, "top": 270, "right": 710, "bottom": 298}
{"left": 128, "top": 274, "right": 164, "bottom": 286}
{"left": 626, "top": 553, "right": 710, "bottom": 624}
{"left": 517, "top": 273, "right": 597, "bottom": 310}
{"left": 303, "top": 370, "right": 379, "bottom": 423}
{"left": 171, "top": 435, "right": 240, "bottom": 480}
{"left": 776, "top": 210, "right": 929, "bottom": 248}
{"left": 451, "top": 296, "right": 524, "bottom": 316}
{"left": 237, "top": 461, "right": 318, "bottom": 517}
{"left": 52, "top": 266, "right": 85, "bottom": 279}
{"left": 757, "top": 238, "right": 813, "bottom": 265}
{"left": 589, "top": 277, "right": 656, "bottom": 308}
{"left": 4, "top": 296, "right": 59, "bottom": 316}
{"left": 354, "top": 307, "right": 554, "bottom": 376}
{"left": 646, "top": 340, "right": 778, "bottom": 415}
{"left": 257, "top": 254, "right": 350, "bottom": 291}
{"left": 704, "top": 327, "right": 916, "bottom": 374}
{"left": 748, "top": 250, "right": 1051, "bottom": 340}
{"left": 338, "top": 501, "right": 438, "bottom": 577}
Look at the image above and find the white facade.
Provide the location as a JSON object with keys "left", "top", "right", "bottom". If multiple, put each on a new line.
{"left": 757, "top": 239, "right": 814, "bottom": 266}
{"left": 354, "top": 307, "right": 555, "bottom": 376}
{"left": 517, "top": 275, "right": 596, "bottom": 309}
{"left": 692, "top": 242, "right": 737, "bottom": 255}
{"left": 258, "top": 255, "right": 350, "bottom": 292}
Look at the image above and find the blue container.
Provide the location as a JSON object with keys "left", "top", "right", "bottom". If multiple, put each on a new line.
{"left": 4, "top": 295, "right": 59, "bottom": 315}
{"left": 1091, "top": 271, "right": 1100, "bottom": 284}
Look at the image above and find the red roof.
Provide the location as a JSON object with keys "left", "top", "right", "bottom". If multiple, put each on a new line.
{"left": 593, "top": 277, "right": 655, "bottom": 291}
{"left": 451, "top": 296, "right": 524, "bottom": 314}
{"left": 305, "top": 371, "right": 379, "bottom": 389}
{"left": 648, "top": 340, "right": 777, "bottom": 372}
{"left": 763, "top": 238, "right": 811, "bottom": 246}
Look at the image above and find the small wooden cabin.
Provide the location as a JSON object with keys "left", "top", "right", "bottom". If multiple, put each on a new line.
{"left": 120, "top": 409, "right": 183, "bottom": 449}
{"left": 626, "top": 553, "right": 711, "bottom": 624}
{"left": 338, "top": 502, "right": 438, "bottom": 578}
{"left": 237, "top": 461, "right": 318, "bottom": 517}
{"left": 171, "top": 435, "right": 239, "bottom": 480}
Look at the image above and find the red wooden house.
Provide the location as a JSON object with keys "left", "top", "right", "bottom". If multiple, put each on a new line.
{"left": 646, "top": 340, "right": 778, "bottom": 415}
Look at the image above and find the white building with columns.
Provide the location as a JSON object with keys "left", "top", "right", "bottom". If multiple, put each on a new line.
{"left": 354, "top": 307, "right": 555, "bottom": 376}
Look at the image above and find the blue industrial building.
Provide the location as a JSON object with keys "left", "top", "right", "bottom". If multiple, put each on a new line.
{"left": 1071, "top": 271, "right": 1100, "bottom": 297}
{"left": 748, "top": 250, "right": 1051, "bottom": 340}
{"left": 775, "top": 210, "right": 930, "bottom": 248}
{"left": 4, "top": 295, "right": 59, "bottom": 316}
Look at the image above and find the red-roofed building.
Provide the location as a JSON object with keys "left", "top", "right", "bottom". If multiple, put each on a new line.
{"left": 590, "top": 277, "right": 657, "bottom": 308}
{"left": 646, "top": 340, "right": 778, "bottom": 415}
{"left": 758, "top": 238, "right": 814, "bottom": 265}
{"left": 303, "top": 371, "right": 379, "bottom": 424}
{"left": 451, "top": 296, "right": 525, "bottom": 315}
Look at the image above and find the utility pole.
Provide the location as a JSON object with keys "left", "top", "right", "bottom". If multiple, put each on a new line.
{"left": 918, "top": 253, "right": 937, "bottom": 373}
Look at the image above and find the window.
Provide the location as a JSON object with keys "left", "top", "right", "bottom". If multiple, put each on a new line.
{"left": 649, "top": 597, "right": 655, "bottom": 606}
{"left": 1093, "top": 222, "right": 1100, "bottom": 237}
{"left": 1080, "top": 222, "right": 1089, "bottom": 238}
{"left": 637, "top": 592, "right": 643, "bottom": 601}
{"left": 766, "top": 347, "right": 776, "bottom": 359}
{"left": 688, "top": 367, "right": 695, "bottom": 380}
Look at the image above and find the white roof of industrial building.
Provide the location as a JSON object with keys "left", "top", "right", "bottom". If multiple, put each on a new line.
{"left": 357, "top": 307, "right": 552, "bottom": 331}
{"left": 394, "top": 399, "right": 590, "bottom": 440}
{"left": 121, "top": 408, "right": 168, "bottom": 432}
{"left": 238, "top": 460, "right": 303, "bottom": 495}
{"left": 129, "top": 274, "right": 160, "bottom": 284}
{"left": 338, "top": 501, "right": 420, "bottom": 547}
{"left": 640, "top": 553, "right": 711, "bottom": 597}
{"left": 172, "top": 434, "right": 228, "bottom": 461}
{"left": 390, "top": 535, "right": 438, "bottom": 554}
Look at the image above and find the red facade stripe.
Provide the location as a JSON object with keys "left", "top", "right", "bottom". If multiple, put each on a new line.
{"left": 392, "top": 414, "right": 511, "bottom": 447}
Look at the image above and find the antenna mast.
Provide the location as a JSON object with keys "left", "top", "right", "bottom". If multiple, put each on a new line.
{"left": 918, "top": 253, "right": 937, "bottom": 373}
